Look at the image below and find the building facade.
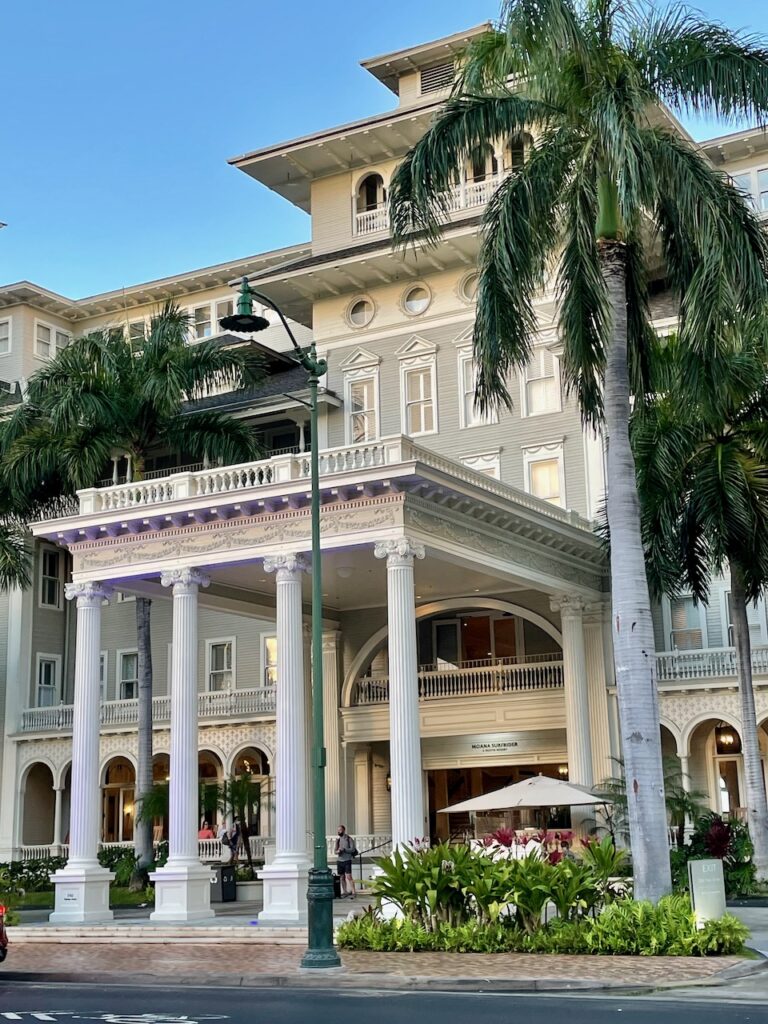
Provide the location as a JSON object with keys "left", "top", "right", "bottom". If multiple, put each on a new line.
{"left": 1, "top": 25, "right": 768, "bottom": 921}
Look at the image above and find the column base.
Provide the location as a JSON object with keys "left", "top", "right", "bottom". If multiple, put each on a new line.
{"left": 149, "top": 862, "right": 215, "bottom": 922}
{"left": 49, "top": 865, "right": 114, "bottom": 924}
{"left": 258, "top": 857, "right": 310, "bottom": 926}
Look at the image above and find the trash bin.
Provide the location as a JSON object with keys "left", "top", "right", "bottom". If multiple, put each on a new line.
{"left": 210, "top": 865, "right": 237, "bottom": 902}
{"left": 333, "top": 872, "right": 342, "bottom": 899}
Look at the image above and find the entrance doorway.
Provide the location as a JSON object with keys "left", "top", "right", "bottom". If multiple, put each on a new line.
{"left": 101, "top": 757, "right": 135, "bottom": 843}
{"left": 427, "top": 764, "right": 569, "bottom": 841}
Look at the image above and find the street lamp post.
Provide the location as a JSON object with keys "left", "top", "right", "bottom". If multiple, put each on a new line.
{"left": 220, "top": 278, "right": 340, "bottom": 969}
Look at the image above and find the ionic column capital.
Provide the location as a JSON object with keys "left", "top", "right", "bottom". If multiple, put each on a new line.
{"left": 65, "top": 581, "right": 112, "bottom": 606}
{"left": 583, "top": 600, "right": 609, "bottom": 626}
{"left": 550, "top": 593, "right": 586, "bottom": 620}
{"left": 374, "top": 537, "right": 425, "bottom": 567}
{"left": 322, "top": 629, "right": 341, "bottom": 653}
{"left": 263, "top": 553, "right": 309, "bottom": 581}
{"left": 160, "top": 568, "right": 210, "bottom": 593}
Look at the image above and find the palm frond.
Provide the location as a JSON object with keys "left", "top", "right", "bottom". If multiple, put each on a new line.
{"left": 164, "top": 412, "right": 265, "bottom": 468}
{"left": 629, "top": 8, "right": 768, "bottom": 122}
{"left": 388, "top": 93, "right": 555, "bottom": 248}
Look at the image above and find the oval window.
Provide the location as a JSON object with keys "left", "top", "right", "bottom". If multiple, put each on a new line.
{"left": 460, "top": 273, "right": 479, "bottom": 302}
{"left": 403, "top": 285, "right": 431, "bottom": 315}
{"left": 348, "top": 297, "right": 374, "bottom": 328}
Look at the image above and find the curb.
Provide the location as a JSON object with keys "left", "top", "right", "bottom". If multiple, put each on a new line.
{"left": 2, "top": 959, "right": 765, "bottom": 994}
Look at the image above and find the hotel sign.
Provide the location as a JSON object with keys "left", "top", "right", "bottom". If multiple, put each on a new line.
{"left": 470, "top": 740, "right": 519, "bottom": 754}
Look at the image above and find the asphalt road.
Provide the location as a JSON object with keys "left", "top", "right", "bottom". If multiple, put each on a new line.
{"left": 0, "top": 984, "right": 767, "bottom": 1024}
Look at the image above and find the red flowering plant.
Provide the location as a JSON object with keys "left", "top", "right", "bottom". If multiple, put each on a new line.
{"left": 491, "top": 828, "right": 516, "bottom": 848}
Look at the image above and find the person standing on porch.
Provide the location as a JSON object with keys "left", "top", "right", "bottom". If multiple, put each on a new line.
{"left": 335, "top": 824, "right": 356, "bottom": 898}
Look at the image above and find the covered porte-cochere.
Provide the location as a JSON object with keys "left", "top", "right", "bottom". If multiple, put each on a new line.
{"left": 31, "top": 437, "right": 611, "bottom": 924}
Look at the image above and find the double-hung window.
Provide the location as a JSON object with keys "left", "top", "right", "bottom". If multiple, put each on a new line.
{"left": 669, "top": 596, "right": 703, "bottom": 650}
{"left": 39, "top": 547, "right": 62, "bottom": 609}
{"left": 523, "top": 442, "right": 565, "bottom": 507}
{"left": 207, "top": 640, "right": 234, "bottom": 691}
{"left": 349, "top": 377, "right": 377, "bottom": 442}
{"left": 35, "top": 322, "right": 70, "bottom": 360}
{"left": 523, "top": 348, "right": 560, "bottom": 416}
{"left": 263, "top": 636, "right": 277, "bottom": 687}
{"left": 404, "top": 367, "right": 435, "bottom": 435}
{"left": 0, "top": 319, "right": 10, "bottom": 355}
{"left": 37, "top": 656, "right": 59, "bottom": 707}
{"left": 192, "top": 304, "right": 213, "bottom": 339}
{"left": 119, "top": 651, "right": 139, "bottom": 700}
{"left": 459, "top": 350, "right": 496, "bottom": 428}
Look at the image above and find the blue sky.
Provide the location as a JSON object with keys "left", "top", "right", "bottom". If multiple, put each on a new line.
{"left": 1, "top": 0, "right": 766, "bottom": 297}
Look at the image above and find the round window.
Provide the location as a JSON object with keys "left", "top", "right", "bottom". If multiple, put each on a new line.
{"left": 460, "top": 272, "right": 479, "bottom": 303}
{"left": 403, "top": 284, "right": 431, "bottom": 316}
{"left": 348, "top": 297, "right": 374, "bottom": 328}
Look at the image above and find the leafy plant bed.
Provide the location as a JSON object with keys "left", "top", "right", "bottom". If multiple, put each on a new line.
{"left": 338, "top": 898, "right": 748, "bottom": 956}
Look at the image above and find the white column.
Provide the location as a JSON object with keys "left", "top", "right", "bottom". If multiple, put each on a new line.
{"left": 322, "top": 630, "right": 342, "bottom": 831}
{"left": 50, "top": 581, "right": 114, "bottom": 924}
{"left": 259, "top": 553, "right": 310, "bottom": 925}
{"left": 375, "top": 537, "right": 426, "bottom": 848}
{"left": 552, "top": 594, "right": 593, "bottom": 788}
{"left": 585, "top": 602, "right": 613, "bottom": 786}
{"left": 150, "top": 568, "right": 213, "bottom": 922}
{"left": 52, "top": 786, "right": 64, "bottom": 852}
{"left": 353, "top": 745, "right": 372, "bottom": 835}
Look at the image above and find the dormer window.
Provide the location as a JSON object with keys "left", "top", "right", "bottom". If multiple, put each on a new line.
{"left": 420, "top": 61, "right": 454, "bottom": 94}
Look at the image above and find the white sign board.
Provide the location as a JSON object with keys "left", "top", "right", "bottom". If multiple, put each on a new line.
{"left": 688, "top": 858, "right": 726, "bottom": 926}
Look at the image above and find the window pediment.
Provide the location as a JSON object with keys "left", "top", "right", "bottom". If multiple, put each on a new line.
{"left": 339, "top": 347, "right": 381, "bottom": 372}
{"left": 395, "top": 335, "right": 438, "bottom": 361}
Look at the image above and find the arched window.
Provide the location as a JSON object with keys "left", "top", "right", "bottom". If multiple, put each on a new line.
{"left": 466, "top": 145, "right": 498, "bottom": 184}
{"left": 356, "top": 173, "right": 386, "bottom": 213}
{"left": 505, "top": 132, "right": 533, "bottom": 172}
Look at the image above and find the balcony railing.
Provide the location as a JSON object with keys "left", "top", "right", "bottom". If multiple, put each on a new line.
{"left": 69, "top": 437, "right": 592, "bottom": 531}
{"left": 355, "top": 174, "right": 506, "bottom": 236}
{"left": 20, "top": 686, "right": 276, "bottom": 733}
{"left": 353, "top": 655, "right": 564, "bottom": 706}
{"left": 656, "top": 645, "right": 768, "bottom": 682}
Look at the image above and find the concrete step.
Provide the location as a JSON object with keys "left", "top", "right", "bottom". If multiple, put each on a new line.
{"left": 9, "top": 924, "right": 308, "bottom": 944}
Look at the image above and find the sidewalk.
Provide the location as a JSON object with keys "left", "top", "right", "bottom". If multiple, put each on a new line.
{"left": 4, "top": 900, "right": 765, "bottom": 994}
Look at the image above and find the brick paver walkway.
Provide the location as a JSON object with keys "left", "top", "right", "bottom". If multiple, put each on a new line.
{"left": 4, "top": 942, "right": 746, "bottom": 988}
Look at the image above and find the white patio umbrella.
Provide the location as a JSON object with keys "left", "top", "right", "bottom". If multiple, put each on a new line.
{"left": 438, "top": 773, "right": 609, "bottom": 814}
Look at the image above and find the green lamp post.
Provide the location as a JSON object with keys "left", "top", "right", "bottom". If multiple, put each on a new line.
{"left": 220, "top": 278, "right": 340, "bottom": 968}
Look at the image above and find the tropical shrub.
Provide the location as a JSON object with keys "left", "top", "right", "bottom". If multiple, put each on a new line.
{"left": 0, "top": 858, "right": 65, "bottom": 892}
{"left": 337, "top": 896, "right": 748, "bottom": 956}
{"left": 0, "top": 866, "right": 24, "bottom": 925}
{"left": 672, "top": 813, "right": 757, "bottom": 898}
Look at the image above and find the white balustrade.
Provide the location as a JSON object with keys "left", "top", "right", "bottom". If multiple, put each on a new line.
{"left": 353, "top": 656, "right": 565, "bottom": 706}
{"left": 355, "top": 207, "right": 389, "bottom": 234}
{"left": 656, "top": 645, "right": 768, "bottom": 682}
{"left": 20, "top": 687, "right": 276, "bottom": 733}
{"left": 72, "top": 436, "right": 594, "bottom": 535}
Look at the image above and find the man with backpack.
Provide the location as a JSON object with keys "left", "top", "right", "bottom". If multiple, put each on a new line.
{"left": 334, "top": 824, "right": 357, "bottom": 898}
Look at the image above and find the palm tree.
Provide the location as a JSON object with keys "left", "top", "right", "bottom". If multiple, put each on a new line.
{"left": 2, "top": 302, "right": 264, "bottom": 881}
{"left": 388, "top": 0, "right": 768, "bottom": 900}
{"left": 632, "top": 329, "right": 768, "bottom": 879}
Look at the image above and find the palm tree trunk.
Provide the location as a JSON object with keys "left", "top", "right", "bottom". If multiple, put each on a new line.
{"left": 599, "top": 237, "right": 672, "bottom": 902}
{"left": 728, "top": 561, "right": 768, "bottom": 880}
{"left": 131, "top": 596, "right": 154, "bottom": 888}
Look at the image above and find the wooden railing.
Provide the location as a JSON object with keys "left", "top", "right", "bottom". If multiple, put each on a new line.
{"left": 20, "top": 686, "right": 276, "bottom": 733}
{"left": 656, "top": 646, "right": 768, "bottom": 682}
{"left": 353, "top": 655, "right": 564, "bottom": 706}
{"left": 355, "top": 175, "right": 505, "bottom": 236}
